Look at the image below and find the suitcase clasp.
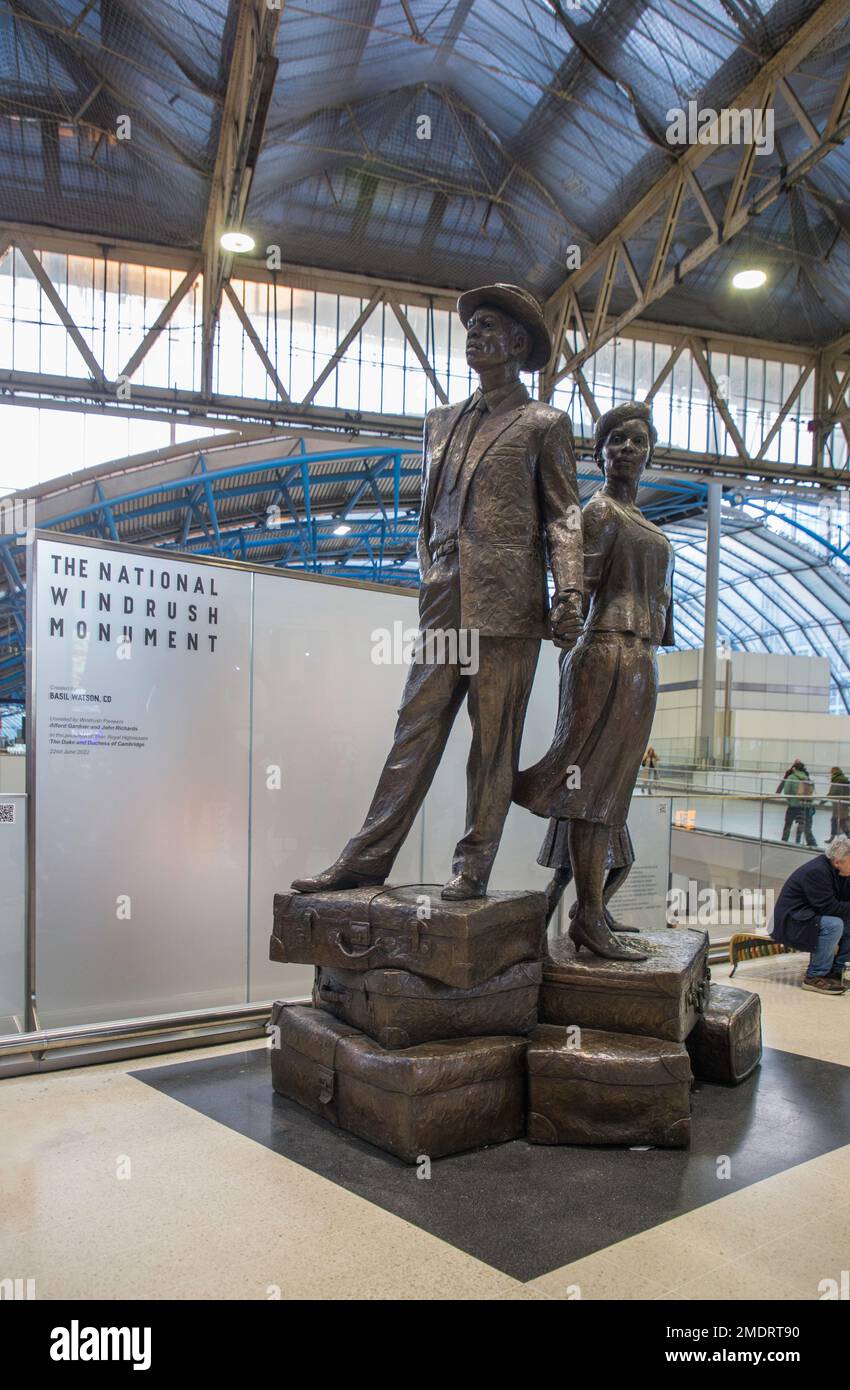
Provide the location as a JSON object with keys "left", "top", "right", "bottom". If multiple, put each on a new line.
{"left": 317, "top": 1066, "right": 335, "bottom": 1105}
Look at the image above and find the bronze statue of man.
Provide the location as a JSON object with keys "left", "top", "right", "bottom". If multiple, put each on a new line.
{"left": 292, "top": 283, "right": 584, "bottom": 901}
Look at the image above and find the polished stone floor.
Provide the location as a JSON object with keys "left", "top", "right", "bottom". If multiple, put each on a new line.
{"left": 2, "top": 957, "right": 849, "bottom": 1301}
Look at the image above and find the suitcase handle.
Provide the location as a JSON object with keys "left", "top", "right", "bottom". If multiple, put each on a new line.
{"left": 331, "top": 929, "right": 380, "bottom": 960}
{"left": 338, "top": 885, "right": 438, "bottom": 959}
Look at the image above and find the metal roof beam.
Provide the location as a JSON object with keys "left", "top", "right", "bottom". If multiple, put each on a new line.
{"left": 223, "top": 281, "right": 291, "bottom": 403}
{"left": 546, "top": 0, "right": 850, "bottom": 379}
{"left": 16, "top": 237, "right": 106, "bottom": 385}
{"left": 386, "top": 295, "right": 449, "bottom": 405}
{"left": 200, "top": 0, "right": 281, "bottom": 394}
{"left": 6, "top": 2, "right": 211, "bottom": 175}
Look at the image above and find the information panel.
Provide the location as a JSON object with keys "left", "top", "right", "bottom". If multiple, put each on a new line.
{"left": 31, "top": 537, "right": 252, "bottom": 1026}
{"left": 542, "top": 794, "right": 672, "bottom": 935}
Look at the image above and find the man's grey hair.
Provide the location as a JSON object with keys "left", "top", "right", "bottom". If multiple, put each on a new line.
{"left": 827, "top": 835, "right": 850, "bottom": 863}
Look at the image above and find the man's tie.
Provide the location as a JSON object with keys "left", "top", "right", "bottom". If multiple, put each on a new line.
{"left": 444, "top": 398, "right": 487, "bottom": 496}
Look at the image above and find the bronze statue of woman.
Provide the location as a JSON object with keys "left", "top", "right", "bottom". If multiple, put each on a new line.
{"left": 514, "top": 401, "right": 674, "bottom": 960}
{"left": 539, "top": 819, "right": 638, "bottom": 933}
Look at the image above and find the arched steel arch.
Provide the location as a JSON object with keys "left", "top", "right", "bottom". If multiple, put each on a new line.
{"left": 2, "top": 444, "right": 850, "bottom": 711}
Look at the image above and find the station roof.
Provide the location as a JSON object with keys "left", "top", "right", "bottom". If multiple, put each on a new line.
{"left": 1, "top": 0, "right": 849, "bottom": 346}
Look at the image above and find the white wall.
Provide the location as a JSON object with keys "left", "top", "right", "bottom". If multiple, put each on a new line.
{"left": 651, "top": 647, "right": 838, "bottom": 763}
{"left": 0, "top": 755, "right": 25, "bottom": 792}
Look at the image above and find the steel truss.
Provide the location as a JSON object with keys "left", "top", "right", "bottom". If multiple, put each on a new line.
{"left": 542, "top": 0, "right": 850, "bottom": 391}
{"left": 0, "top": 440, "right": 712, "bottom": 703}
{"left": 0, "top": 227, "right": 848, "bottom": 486}
{"left": 540, "top": 0, "right": 850, "bottom": 474}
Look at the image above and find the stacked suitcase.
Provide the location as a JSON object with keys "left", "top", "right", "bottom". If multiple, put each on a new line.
{"left": 269, "top": 884, "right": 547, "bottom": 1162}
{"left": 269, "top": 886, "right": 763, "bottom": 1163}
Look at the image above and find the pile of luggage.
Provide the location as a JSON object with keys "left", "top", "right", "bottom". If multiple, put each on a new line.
{"left": 268, "top": 884, "right": 762, "bottom": 1164}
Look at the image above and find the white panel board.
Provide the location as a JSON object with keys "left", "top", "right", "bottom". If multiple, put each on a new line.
{"left": 31, "top": 538, "right": 252, "bottom": 1026}
{"left": 249, "top": 574, "right": 423, "bottom": 1003}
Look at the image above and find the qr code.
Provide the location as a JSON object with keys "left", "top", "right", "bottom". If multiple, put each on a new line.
{"left": 0, "top": 803, "right": 15, "bottom": 824}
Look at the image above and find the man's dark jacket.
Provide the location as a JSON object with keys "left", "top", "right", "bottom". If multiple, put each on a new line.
{"left": 417, "top": 385, "right": 582, "bottom": 637}
{"left": 770, "top": 854, "right": 850, "bottom": 951}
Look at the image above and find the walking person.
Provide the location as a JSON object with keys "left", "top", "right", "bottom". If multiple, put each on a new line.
{"left": 794, "top": 773, "right": 818, "bottom": 848}
{"left": 770, "top": 836, "right": 850, "bottom": 995}
{"left": 642, "top": 746, "right": 659, "bottom": 784}
{"left": 827, "top": 766, "right": 850, "bottom": 842}
{"left": 780, "top": 760, "right": 812, "bottom": 844}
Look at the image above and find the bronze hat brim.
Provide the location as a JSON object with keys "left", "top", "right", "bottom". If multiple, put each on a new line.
{"left": 456, "top": 284, "right": 552, "bottom": 372}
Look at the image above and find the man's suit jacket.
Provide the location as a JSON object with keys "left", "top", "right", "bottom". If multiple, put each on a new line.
{"left": 417, "top": 384, "right": 583, "bottom": 638}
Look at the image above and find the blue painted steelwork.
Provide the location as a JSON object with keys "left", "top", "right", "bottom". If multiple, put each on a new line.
{"left": 0, "top": 446, "right": 729, "bottom": 704}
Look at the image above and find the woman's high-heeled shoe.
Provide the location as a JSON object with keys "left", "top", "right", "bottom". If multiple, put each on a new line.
{"left": 569, "top": 912, "right": 647, "bottom": 961}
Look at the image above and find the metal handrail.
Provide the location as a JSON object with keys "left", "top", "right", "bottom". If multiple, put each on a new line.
{"left": 651, "top": 784, "right": 850, "bottom": 803}
{"left": 0, "top": 1001, "right": 278, "bottom": 1057}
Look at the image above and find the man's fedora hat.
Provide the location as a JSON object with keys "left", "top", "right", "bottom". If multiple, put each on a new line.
{"left": 456, "top": 283, "right": 552, "bottom": 372}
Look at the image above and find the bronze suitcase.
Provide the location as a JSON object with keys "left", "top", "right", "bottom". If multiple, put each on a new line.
{"left": 270, "top": 1003, "right": 527, "bottom": 1163}
{"left": 271, "top": 884, "right": 547, "bottom": 989}
{"left": 540, "top": 929, "right": 710, "bottom": 1042}
{"left": 526, "top": 1023, "right": 692, "bottom": 1148}
{"left": 313, "top": 960, "right": 541, "bottom": 1048}
{"left": 686, "top": 983, "right": 762, "bottom": 1085}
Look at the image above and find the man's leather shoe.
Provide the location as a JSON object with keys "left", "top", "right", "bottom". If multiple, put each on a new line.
{"left": 291, "top": 859, "right": 386, "bottom": 893}
{"left": 441, "top": 872, "right": 487, "bottom": 901}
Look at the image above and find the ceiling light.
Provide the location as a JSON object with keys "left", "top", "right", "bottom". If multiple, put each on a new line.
{"left": 333, "top": 523, "right": 351, "bottom": 536}
{"left": 732, "top": 269, "right": 766, "bottom": 290}
{"left": 220, "top": 230, "right": 255, "bottom": 254}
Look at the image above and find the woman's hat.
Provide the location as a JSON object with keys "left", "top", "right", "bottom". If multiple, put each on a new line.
{"left": 456, "top": 284, "right": 552, "bottom": 372}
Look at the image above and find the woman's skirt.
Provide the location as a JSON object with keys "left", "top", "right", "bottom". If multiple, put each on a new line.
{"left": 514, "top": 630, "right": 658, "bottom": 828}
{"left": 537, "top": 819, "right": 635, "bottom": 872}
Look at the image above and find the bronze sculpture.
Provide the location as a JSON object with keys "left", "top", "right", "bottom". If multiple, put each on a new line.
{"left": 541, "top": 820, "right": 639, "bottom": 932}
{"left": 292, "top": 284, "right": 584, "bottom": 901}
{"left": 515, "top": 401, "right": 674, "bottom": 961}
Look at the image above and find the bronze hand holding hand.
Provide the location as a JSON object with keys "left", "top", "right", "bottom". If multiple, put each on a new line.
{"left": 549, "top": 590, "right": 583, "bottom": 649}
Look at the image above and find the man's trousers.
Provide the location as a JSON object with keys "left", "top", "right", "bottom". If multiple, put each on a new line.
{"left": 339, "top": 634, "right": 540, "bottom": 886}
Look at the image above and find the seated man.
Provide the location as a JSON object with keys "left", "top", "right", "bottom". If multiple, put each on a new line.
{"left": 770, "top": 835, "right": 850, "bottom": 995}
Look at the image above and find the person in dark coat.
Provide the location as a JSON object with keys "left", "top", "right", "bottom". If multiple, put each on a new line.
{"left": 827, "top": 767, "right": 850, "bottom": 842}
{"left": 770, "top": 835, "right": 850, "bottom": 995}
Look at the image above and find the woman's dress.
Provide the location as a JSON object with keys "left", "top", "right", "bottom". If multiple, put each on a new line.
{"left": 514, "top": 490, "right": 674, "bottom": 831}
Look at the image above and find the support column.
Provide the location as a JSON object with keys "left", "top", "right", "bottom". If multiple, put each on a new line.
{"left": 699, "top": 481, "right": 722, "bottom": 765}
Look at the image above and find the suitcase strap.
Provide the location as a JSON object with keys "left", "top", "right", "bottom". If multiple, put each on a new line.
{"left": 316, "top": 979, "right": 348, "bottom": 1004}
{"left": 317, "top": 1034, "right": 346, "bottom": 1107}
{"left": 317, "top": 1063, "right": 335, "bottom": 1106}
